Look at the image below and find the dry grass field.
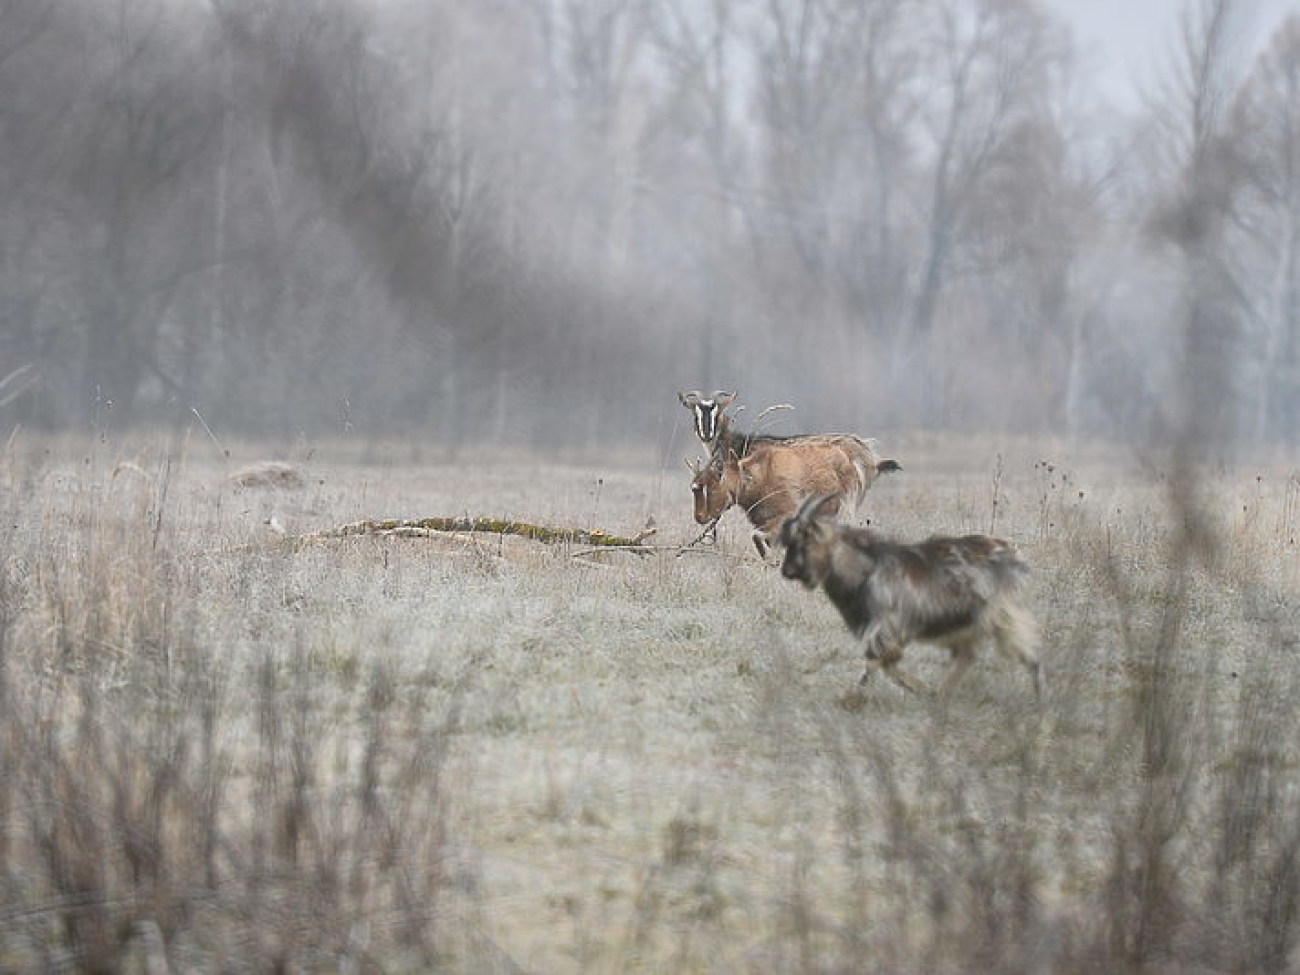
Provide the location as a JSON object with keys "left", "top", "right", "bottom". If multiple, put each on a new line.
{"left": 3, "top": 431, "right": 1300, "bottom": 973}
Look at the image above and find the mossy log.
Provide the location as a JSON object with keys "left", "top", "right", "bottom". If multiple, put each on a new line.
{"left": 321, "top": 517, "right": 657, "bottom": 549}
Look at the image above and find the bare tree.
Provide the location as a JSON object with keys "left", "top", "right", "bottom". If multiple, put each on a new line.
{"left": 1111, "top": 2, "right": 1249, "bottom": 964}
{"left": 67, "top": 2, "right": 222, "bottom": 424}
{"left": 643, "top": 0, "right": 754, "bottom": 383}
{"left": 1229, "top": 14, "right": 1300, "bottom": 441}
{"left": 0, "top": 0, "right": 60, "bottom": 418}
{"left": 750, "top": 0, "right": 919, "bottom": 328}
{"left": 906, "top": 0, "right": 1065, "bottom": 422}
{"left": 1143, "top": 0, "right": 1251, "bottom": 450}
{"left": 6, "top": 0, "right": 1291, "bottom": 449}
{"left": 525, "top": 0, "right": 652, "bottom": 278}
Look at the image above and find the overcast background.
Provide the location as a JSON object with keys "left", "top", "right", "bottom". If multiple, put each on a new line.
{"left": 1050, "top": 0, "right": 1296, "bottom": 105}
{"left": 0, "top": 0, "right": 1297, "bottom": 453}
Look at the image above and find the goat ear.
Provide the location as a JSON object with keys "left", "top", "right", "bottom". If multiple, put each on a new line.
{"left": 712, "top": 390, "right": 736, "bottom": 407}
{"left": 679, "top": 390, "right": 702, "bottom": 408}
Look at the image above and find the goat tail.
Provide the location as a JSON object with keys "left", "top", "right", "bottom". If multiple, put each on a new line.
{"left": 987, "top": 594, "right": 1043, "bottom": 696}
{"left": 991, "top": 595, "right": 1038, "bottom": 648}
{"left": 841, "top": 436, "right": 890, "bottom": 509}
{"left": 847, "top": 450, "right": 874, "bottom": 514}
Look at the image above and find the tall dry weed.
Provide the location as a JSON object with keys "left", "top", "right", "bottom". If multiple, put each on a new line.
{"left": 0, "top": 448, "right": 469, "bottom": 972}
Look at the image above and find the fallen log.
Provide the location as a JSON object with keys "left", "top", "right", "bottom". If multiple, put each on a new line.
{"left": 316, "top": 517, "right": 658, "bottom": 549}
{"left": 209, "top": 517, "right": 739, "bottom": 561}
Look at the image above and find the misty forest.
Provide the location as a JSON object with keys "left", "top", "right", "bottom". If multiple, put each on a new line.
{"left": 5, "top": 0, "right": 1300, "bottom": 973}
{"left": 0, "top": 0, "right": 1296, "bottom": 445}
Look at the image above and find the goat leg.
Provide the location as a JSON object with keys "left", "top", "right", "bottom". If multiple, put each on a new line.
{"left": 860, "top": 630, "right": 929, "bottom": 695}
{"left": 936, "top": 641, "right": 977, "bottom": 699}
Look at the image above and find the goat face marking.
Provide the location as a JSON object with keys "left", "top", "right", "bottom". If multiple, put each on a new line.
{"left": 678, "top": 389, "right": 736, "bottom": 446}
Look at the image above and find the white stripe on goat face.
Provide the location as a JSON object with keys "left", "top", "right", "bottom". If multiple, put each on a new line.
{"left": 693, "top": 401, "right": 720, "bottom": 442}
{"left": 678, "top": 390, "right": 735, "bottom": 446}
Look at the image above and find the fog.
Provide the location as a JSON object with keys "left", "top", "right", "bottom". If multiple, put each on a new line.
{"left": 0, "top": 0, "right": 1296, "bottom": 453}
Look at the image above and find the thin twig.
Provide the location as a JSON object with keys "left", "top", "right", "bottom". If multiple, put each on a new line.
{"left": 191, "top": 407, "right": 230, "bottom": 462}
{"left": 676, "top": 517, "right": 721, "bottom": 556}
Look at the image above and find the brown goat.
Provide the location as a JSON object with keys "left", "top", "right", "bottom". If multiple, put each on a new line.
{"left": 691, "top": 436, "right": 900, "bottom": 558}
{"left": 779, "top": 494, "right": 1042, "bottom": 700}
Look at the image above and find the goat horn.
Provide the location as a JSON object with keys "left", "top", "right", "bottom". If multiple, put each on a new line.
{"left": 792, "top": 493, "right": 837, "bottom": 526}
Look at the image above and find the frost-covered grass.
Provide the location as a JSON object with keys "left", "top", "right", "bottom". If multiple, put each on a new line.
{"left": 2, "top": 432, "right": 1299, "bottom": 972}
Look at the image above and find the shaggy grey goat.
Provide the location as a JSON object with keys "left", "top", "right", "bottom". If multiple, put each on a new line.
{"left": 779, "top": 494, "right": 1042, "bottom": 700}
